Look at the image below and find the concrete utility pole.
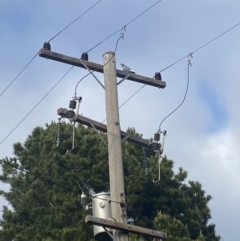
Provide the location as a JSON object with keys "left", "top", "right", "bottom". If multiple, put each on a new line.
{"left": 103, "top": 51, "right": 128, "bottom": 241}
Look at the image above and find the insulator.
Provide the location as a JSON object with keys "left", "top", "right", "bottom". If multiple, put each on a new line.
{"left": 142, "top": 148, "right": 148, "bottom": 176}
{"left": 88, "top": 188, "right": 96, "bottom": 197}
{"left": 154, "top": 132, "right": 160, "bottom": 142}
{"left": 69, "top": 100, "right": 77, "bottom": 109}
{"left": 56, "top": 121, "right": 61, "bottom": 146}
{"left": 81, "top": 193, "right": 88, "bottom": 206}
{"left": 56, "top": 122, "right": 61, "bottom": 139}
{"left": 81, "top": 52, "right": 88, "bottom": 61}
{"left": 155, "top": 72, "right": 162, "bottom": 80}
{"left": 127, "top": 217, "right": 134, "bottom": 225}
{"left": 151, "top": 142, "right": 161, "bottom": 150}
{"left": 43, "top": 42, "right": 51, "bottom": 51}
{"left": 66, "top": 110, "right": 75, "bottom": 118}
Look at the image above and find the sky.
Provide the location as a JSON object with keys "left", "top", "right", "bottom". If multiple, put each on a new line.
{"left": 0, "top": 0, "right": 239, "bottom": 240}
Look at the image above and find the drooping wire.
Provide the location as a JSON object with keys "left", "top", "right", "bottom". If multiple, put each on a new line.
{"left": 0, "top": 66, "right": 74, "bottom": 145}
{"left": 0, "top": 53, "right": 38, "bottom": 97}
{"left": 0, "top": 159, "right": 79, "bottom": 194}
{"left": 158, "top": 54, "right": 192, "bottom": 130}
{"left": 86, "top": 0, "right": 163, "bottom": 53}
{"left": 48, "top": 0, "right": 102, "bottom": 43}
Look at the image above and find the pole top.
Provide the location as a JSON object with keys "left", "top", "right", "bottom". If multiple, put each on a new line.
{"left": 102, "top": 51, "right": 115, "bottom": 57}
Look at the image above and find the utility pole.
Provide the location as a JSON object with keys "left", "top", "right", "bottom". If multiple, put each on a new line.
{"left": 103, "top": 51, "right": 127, "bottom": 241}
{"left": 39, "top": 45, "right": 167, "bottom": 241}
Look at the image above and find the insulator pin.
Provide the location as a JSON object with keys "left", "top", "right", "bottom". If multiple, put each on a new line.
{"left": 66, "top": 110, "right": 75, "bottom": 118}
{"left": 43, "top": 42, "right": 51, "bottom": 51}
{"left": 81, "top": 52, "right": 89, "bottom": 61}
{"left": 69, "top": 100, "right": 77, "bottom": 109}
{"left": 154, "top": 132, "right": 160, "bottom": 142}
{"left": 81, "top": 193, "right": 88, "bottom": 206}
{"left": 155, "top": 72, "right": 162, "bottom": 80}
{"left": 151, "top": 142, "right": 161, "bottom": 150}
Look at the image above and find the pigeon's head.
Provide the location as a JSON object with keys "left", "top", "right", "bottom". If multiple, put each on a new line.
{"left": 121, "top": 63, "right": 125, "bottom": 67}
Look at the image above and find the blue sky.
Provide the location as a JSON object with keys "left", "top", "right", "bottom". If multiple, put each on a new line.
{"left": 1, "top": 1, "right": 240, "bottom": 240}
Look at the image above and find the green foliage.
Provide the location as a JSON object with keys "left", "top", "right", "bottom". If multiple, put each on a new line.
{"left": 0, "top": 122, "right": 220, "bottom": 241}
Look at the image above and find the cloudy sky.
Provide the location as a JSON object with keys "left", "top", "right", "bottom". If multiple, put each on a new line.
{"left": 0, "top": 0, "right": 239, "bottom": 240}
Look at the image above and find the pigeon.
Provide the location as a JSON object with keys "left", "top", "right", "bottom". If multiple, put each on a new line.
{"left": 121, "top": 63, "right": 135, "bottom": 74}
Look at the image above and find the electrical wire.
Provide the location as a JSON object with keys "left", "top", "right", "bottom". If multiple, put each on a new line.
{"left": 118, "top": 21, "right": 240, "bottom": 124}
{"left": 0, "top": 66, "right": 74, "bottom": 145}
{"left": 159, "top": 21, "right": 240, "bottom": 74}
{"left": 48, "top": 0, "right": 102, "bottom": 43}
{"left": 1, "top": 136, "right": 85, "bottom": 208}
{"left": 58, "top": 160, "right": 85, "bottom": 188}
{"left": 119, "top": 84, "right": 146, "bottom": 109}
{"left": 0, "top": 159, "right": 79, "bottom": 194}
{"left": 75, "top": 35, "right": 123, "bottom": 96}
{"left": 0, "top": 35, "right": 123, "bottom": 200}
{"left": 86, "top": 0, "right": 163, "bottom": 53}
{"left": 101, "top": 84, "right": 146, "bottom": 123}
{"left": 1, "top": 0, "right": 162, "bottom": 139}
{"left": 0, "top": 53, "right": 38, "bottom": 97}
{"left": 0, "top": 2, "right": 102, "bottom": 97}
{"left": 158, "top": 61, "right": 191, "bottom": 130}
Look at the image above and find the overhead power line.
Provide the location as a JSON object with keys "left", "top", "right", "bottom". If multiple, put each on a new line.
{"left": 159, "top": 21, "right": 240, "bottom": 73}
{"left": 86, "top": 0, "right": 163, "bottom": 53}
{"left": 75, "top": 35, "right": 123, "bottom": 96}
{"left": 48, "top": 0, "right": 102, "bottom": 43}
{"left": 119, "top": 21, "right": 240, "bottom": 113}
{"left": 0, "top": 66, "right": 74, "bottom": 145}
{"left": 0, "top": 2, "right": 102, "bottom": 97}
{"left": 0, "top": 53, "right": 38, "bottom": 97}
{"left": 1, "top": 136, "right": 85, "bottom": 206}
{"left": 0, "top": 159, "right": 79, "bottom": 194}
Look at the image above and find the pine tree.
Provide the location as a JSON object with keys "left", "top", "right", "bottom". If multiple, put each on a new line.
{"left": 0, "top": 122, "right": 220, "bottom": 240}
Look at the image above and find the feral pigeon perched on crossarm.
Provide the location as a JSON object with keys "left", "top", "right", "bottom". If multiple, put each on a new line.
{"left": 121, "top": 63, "right": 135, "bottom": 74}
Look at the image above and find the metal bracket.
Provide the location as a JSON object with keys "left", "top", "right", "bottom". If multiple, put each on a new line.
{"left": 89, "top": 120, "right": 108, "bottom": 147}
{"left": 117, "top": 73, "right": 131, "bottom": 85}
{"left": 103, "top": 227, "right": 113, "bottom": 240}
{"left": 153, "top": 155, "right": 162, "bottom": 183}
{"left": 80, "top": 59, "right": 105, "bottom": 89}
{"left": 121, "top": 133, "right": 131, "bottom": 143}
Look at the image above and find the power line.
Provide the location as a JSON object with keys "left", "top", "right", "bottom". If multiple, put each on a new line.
{"left": 75, "top": 35, "right": 123, "bottom": 96}
{"left": 119, "top": 84, "right": 146, "bottom": 109}
{"left": 0, "top": 66, "right": 74, "bottom": 145}
{"left": 48, "top": 0, "right": 102, "bottom": 43}
{"left": 86, "top": 0, "right": 163, "bottom": 53}
{"left": 119, "top": 21, "right": 240, "bottom": 116}
{"left": 159, "top": 21, "right": 240, "bottom": 74}
{"left": 1, "top": 136, "right": 85, "bottom": 207}
{"left": 0, "top": 53, "right": 38, "bottom": 97}
{"left": 1, "top": 0, "right": 163, "bottom": 132}
{"left": 0, "top": 159, "right": 79, "bottom": 194}
{"left": 0, "top": 2, "right": 102, "bottom": 97}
